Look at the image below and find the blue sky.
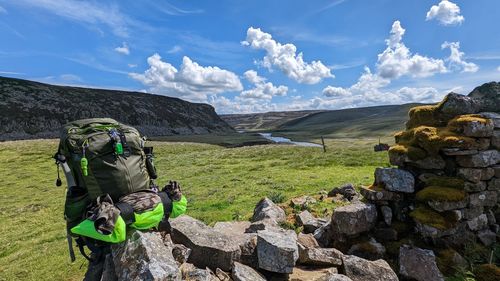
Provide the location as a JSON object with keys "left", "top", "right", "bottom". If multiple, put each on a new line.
{"left": 0, "top": 0, "right": 499, "bottom": 113}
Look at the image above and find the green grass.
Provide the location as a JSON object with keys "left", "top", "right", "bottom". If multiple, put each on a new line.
{"left": 0, "top": 138, "right": 390, "bottom": 280}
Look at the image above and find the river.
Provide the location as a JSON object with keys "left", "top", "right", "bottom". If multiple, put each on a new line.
{"left": 258, "top": 133, "right": 323, "bottom": 147}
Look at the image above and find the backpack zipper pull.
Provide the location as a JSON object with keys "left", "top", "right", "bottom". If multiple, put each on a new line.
{"left": 81, "top": 141, "right": 89, "bottom": 176}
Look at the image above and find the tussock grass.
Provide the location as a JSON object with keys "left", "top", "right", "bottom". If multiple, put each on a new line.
{"left": 0, "top": 138, "right": 388, "bottom": 280}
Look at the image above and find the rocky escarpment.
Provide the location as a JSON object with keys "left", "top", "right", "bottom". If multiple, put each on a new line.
{"left": 0, "top": 76, "right": 234, "bottom": 140}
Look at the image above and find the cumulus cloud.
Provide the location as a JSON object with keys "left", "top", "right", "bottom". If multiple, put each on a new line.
{"left": 426, "top": 0, "right": 464, "bottom": 26}
{"left": 242, "top": 27, "right": 333, "bottom": 84}
{"left": 322, "top": 86, "right": 350, "bottom": 97}
{"left": 130, "top": 54, "right": 243, "bottom": 102}
{"left": 240, "top": 70, "right": 288, "bottom": 100}
{"left": 376, "top": 21, "right": 446, "bottom": 79}
{"left": 114, "top": 42, "right": 130, "bottom": 55}
{"left": 442, "top": 41, "right": 479, "bottom": 73}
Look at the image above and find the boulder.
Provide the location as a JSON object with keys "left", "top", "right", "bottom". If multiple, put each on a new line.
{"left": 464, "top": 206, "right": 484, "bottom": 220}
{"left": 239, "top": 235, "right": 258, "bottom": 269}
{"left": 439, "top": 92, "right": 479, "bottom": 116}
{"left": 179, "top": 263, "right": 217, "bottom": 281}
{"left": 111, "top": 230, "right": 181, "bottom": 281}
{"left": 331, "top": 203, "right": 377, "bottom": 236}
{"left": 291, "top": 195, "right": 317, "bottom": 209}
{"left": 374, "top": 168, "right": 414, "bottom": 193}
{"left": 231, "top": 262, "right": 266, "bottom": 281}
{"left": 468, "top": 82, "right": 500, "bottom": 112}
{"left": 257, "top": 229, "right": 298, "bottom": 274}
{"left": 469, "top": 191, "right": 498, "bottom": 207}
{"left": 412, "top": 156, "right": 446, "bottom": 170}
{"left": 456, "top": 150, "right": 500, "bottom": 168}
{"left": 296, "top": 210, "right": 325, "bottom": 233}
{"left": 245, "top": 220, "right": 281, "bottom": 233}
{"left": 460, "top": 118, "right": 494, "bottom": 137}
{"left": 298, "top": 246, "right": 343, "bottom": 266}
{"left": 313, "top": 220, "right": 332, "bottom": 247}
{"left": 464, "top": 181, "right": 487, "bottom": 192}
{"left": 213, "top": 221, "right": 255, "bottom": 246}
{"left": 215, "top": 268, "right": 230, "bottom": 281}
{"left": 328, "top": 183, "right": 357, "bottom": 200}
{"left": 342, "top": 255, "right": 398, "bottom": 281}
{"left": 347, "top": 239, "right": 386, "bottom": 261}
{"left": 359, "top": 186, "right": 399, "bottom": 201}
{"left": 458, "top": 168, "right": 495, "bottom": 183}
{"left": 297, "top": 233, "right": 320, "bottom": 249}
{"left": 170, "top": 215, "right": 241, "bottom": 271}
{"left": 172, "top": 244, "right": 191, "bottom": 265}
{"left": 399, "top": 245, "right": 444, "bottom": 281}
{"left": 252, "top": 197, "right": 286, "bottom": 224}
{"left": 467, "top": 214, "right": 488, "bottom": 231}
{"left": 100, "top": 254, "right": 118, "bottom": 281}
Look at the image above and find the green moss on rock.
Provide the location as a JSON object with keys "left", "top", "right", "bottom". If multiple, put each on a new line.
{"left": 416, "top": 186, "right": 466, "bottom": 202}
{"left": 426, "top": 176, "right": 465, "bottom": 189}
{"left": 410, "top": 206, "right": 458, "bottom": 230}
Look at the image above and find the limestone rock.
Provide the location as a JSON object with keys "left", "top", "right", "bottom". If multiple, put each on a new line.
{"left": 412, "top": 156, "right": 446, "bottom": 170}
{"left": 313, "top": 220, "right": 332, "bottom": 247}
{"left": 442, "top": 148, "right": 478, "bottom": 156}
{"left": 342, "top": 255, "right": 398, "bottom": 281}
{"left": 331, "top": 203, "right": 377, "bottom": 236}
{"left": 179, "top": 263, "right": 217, "bottom": 281}
{"left": 213, "top": 221, "right": 255, "bottom": 246}
{"left": 347, "top": 239, "right": 386, "bottom": 261}
{"left": 111, "top": 230, "right": 181, "bottom": 281}
{"left": 477, "top": 229, "right": 497, "bottom": 246}
{"left": 494, "top": 165, "right": 500, "bottom": 178}
{"left": 298, "top": 246, "right": 343, "bottom": 266}
{"left": 239, "top": 235, "right": 258, "bottom": 269}
{"left": 231, "top": 262, "right": 266, "bottom": 281}
{"left": 459, "top": 118, "right": 494, "bottom": 137}
{"left": 467, "top": 214, "right": 488, "bottom": 231}
{"left": 380, "top": 206, "right": 392, "bottom": 226}
{"left": 170, "top": 215, "right": 241, "bottom": 271}
{"left": 488, "top": 177, "right": 500, "bottom": 190}
{"left": 375, "top": 167, "right": 414, "bottom": 193}
{"left": 469, "top": 191, "right": 497, "bottom": 207}
{"left": 491, "top": 130, "right": 500, "bottom": 149}
{"left": 468, "top": 82, "right": 500, "bottom": 112}
{"left": 328, "top": 183, "right": 357, "bottom": 200}
{"left": 289, "top": 267, "right": 343, "bottom": 281}
{"left": 480, "top": 112, "right": 500, "bottom": 128}
{"left": 427, "top": 199, "right": 468, "bottom": 212}
{"left": 297, "top": 233, "right": 320, "bottom": 249}
{"left": 257, "top": 228, "right": 298, "bottom": 274}
{"left": 399, "top": 245, "right": 444, "bottom": 281}
{"left": 215, "top": 268, "right": 230, "bottom": 281}
{"left": 100, "top": 254, "right": 118, "bottom": 281}
{"left": 456, "top": 150, "right": 500, "bottom": 168}
{"left": 252, "top": 197, "right": 286, "bottom": 224}
{"left": 464, "top": 206, "right": 484, "bottom": 220}
{"left": 296, "top": 210, "right": 325, "bottom": 233}
{"left": 359, "top": 186, "right": 399, "bottom": 201}
{"left": 439, "top": 92, "right": 479, "bottom": 116}
{"left": 172, "top": 244, "right": 191, "bottom": 265}
{"left": 458, "top": 168, "right": 495, "bottom": 183}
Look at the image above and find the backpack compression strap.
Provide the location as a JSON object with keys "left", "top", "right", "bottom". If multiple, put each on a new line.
{"left": 158, "top": 191, "right": 173, "bottom": 217}
{"left": 115, "top": 202, "right": 135, "bottom": 225}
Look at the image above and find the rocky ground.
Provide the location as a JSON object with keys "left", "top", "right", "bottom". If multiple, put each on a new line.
{"left": 88, "top": 82, "right": 500, "bottom": 281}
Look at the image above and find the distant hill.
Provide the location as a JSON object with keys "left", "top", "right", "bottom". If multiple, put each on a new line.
{"left": 0, "top": 76, "right": 234, "bottom": 141}
{"left": 221, "top": 110, "right": 325, "bottom": 131}
{"left": 223, "top": 103, "right": 426, "bottom": 141}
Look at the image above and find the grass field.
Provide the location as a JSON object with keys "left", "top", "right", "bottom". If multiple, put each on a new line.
{"left": 0, "top": 138, "right": 391, "bottom": 281}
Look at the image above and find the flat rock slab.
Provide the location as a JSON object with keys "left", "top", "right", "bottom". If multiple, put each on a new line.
{"left": 232, "top": 262, "right": 266, "bottom": 281}
{"left": 111, "top": 230, "right": 181, "bottom": 281}
{"left": 252, "top": 197, "right": 286, "bottom": 224}
{"left": 288, "top": 266, "right": 342, "bottom": 281}
{"left": 331, "top": 203, "right": 377, "bottom": 236}
{"left": 298, "top": 246, "right": 343, "bottom": 266}
{"left": 457, "top": 150, "right": 500, "bottom": 168}
{"left": 342, "top": 255, "right": 398, "bottom": 281}
{"left": 399, "top": 245, "right": 444, "bottom": 281}
{"left": 179, "top": 263, "right": 218, "bottom": 281}
{"left": 257, "top": 229, "right": 298, "bottom": 274}
{"left": 296, "top": 210, "right": 324, "bottom": 233}
{"left": 170, "top": 215, "right": 241, "bottom": 271}
{"left": 375, "top": 167, "right": 414, "bottom": 193}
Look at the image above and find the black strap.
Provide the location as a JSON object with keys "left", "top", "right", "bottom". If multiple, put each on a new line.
{"left": 76, "top": 238, "right": 93, "bottom": 262}
{"left": 158, "top": 191, "right": 173, "bottom": 217}
{"left": 67, "top": 233, "right": 76, "bottom": 262}
{"left": 115, "top": 202, "right": 136, "bottom": 225}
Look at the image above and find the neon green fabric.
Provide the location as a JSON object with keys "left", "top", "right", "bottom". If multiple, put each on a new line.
{"left": 70, "top": 216, "right": 126, "bottom": 243}
{"left": 130, "top": 203, "right": 164, "bottom": 230}
{"left": 170, "top": 195, "right": 187, "bottom": 218}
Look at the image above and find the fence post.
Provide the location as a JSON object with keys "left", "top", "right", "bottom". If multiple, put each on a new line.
{"left": 321, "top": 136, "right": 326, "bottom": 153}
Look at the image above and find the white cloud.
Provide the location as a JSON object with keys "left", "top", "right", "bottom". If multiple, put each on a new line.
{"left": 167, "top": 45, "right": 182, "bottom": 54}
{"left": 322, "top": 86, "right": 350, "bottom": 97}
{"left": 376, "top": 21, "right": 447, "bottom": 79}
{"left": 426, "top": 0, "right": 464, "bottom": 26}
{"left": 441, "top": 41, "right": 479, "bottom": 73}
{"left": 12, "top": 0, "right": 133, "bottom": 37}
{"left": 114, "top": 42, "right": 130, "bottom": 55}
{"left": 242, "top": 27, "right": 333, "bottom": 84}
{"left": 130, "top": 54, "right": 243, "bottom": 102}
{"left": 240, "top": 70, "right": 288, "bottom": 100}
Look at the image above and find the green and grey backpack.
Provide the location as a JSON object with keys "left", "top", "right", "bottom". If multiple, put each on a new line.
{"left": 54, "top": 118, "right": 186, "bottom": 261}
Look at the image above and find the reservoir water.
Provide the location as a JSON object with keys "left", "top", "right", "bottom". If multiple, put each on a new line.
{"left": 259, "top": 133, "right": 322, "bottom": 147}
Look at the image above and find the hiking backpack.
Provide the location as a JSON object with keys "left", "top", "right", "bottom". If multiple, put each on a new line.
{"left": 54, "top": 118, "right": 186, "bottom": 261}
